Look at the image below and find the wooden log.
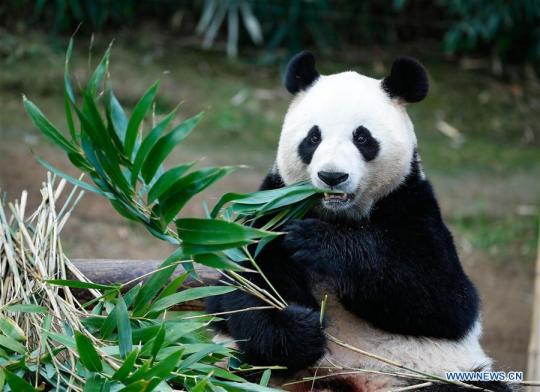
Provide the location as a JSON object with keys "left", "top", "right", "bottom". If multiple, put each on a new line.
{"left": 70, "top": 259, "right": 220, "bottom": 310}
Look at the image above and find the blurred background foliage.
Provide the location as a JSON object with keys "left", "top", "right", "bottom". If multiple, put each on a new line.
{"left": 2, "top": 0, "right": 540, "bottom": 71}
{"left": 0, "top": 0, "right": 539, "bottom": 375}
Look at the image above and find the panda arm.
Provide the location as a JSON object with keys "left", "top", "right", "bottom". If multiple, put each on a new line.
{"left": 206, "top": 238, "right": 327, "bottom": 372}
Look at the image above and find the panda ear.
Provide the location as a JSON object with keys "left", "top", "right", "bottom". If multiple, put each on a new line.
{"left": 382, "top": 57, "right": 429, "bottom": 103}
{"left": 284, "top": 51, "right": 320, "bottom": 94}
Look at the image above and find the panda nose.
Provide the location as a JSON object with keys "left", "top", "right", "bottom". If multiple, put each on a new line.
{"left": 317, "top": 171, "right": 349, "bottom": 187}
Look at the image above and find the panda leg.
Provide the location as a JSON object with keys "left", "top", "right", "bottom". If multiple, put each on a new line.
{"left": 206, "top": 289, "right": 326, "bottom": 374}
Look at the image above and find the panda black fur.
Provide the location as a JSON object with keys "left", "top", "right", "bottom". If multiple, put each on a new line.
{"left": 206, "top": 52, "right": 513, "bottom": 392}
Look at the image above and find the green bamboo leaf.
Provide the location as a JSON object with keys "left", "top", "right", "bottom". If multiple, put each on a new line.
{"left": 0, "top": 334, "right": 26, "bottom": 353}
{"left": 23, "top": 96, "right": 79, "bottom": 155}
{"left": 46, "top": 279, "right": 119, "bottom": 291}
{"left": 259, "top": 369, "right": 271, "bottom": 386}
{"left": 112, "top": 348, "right": 139, "bottom": 381}
{"left": 0, "top": 317, "right": 26, "bottom": 342}
{"left": 176, "top": 218, "right": 277, "bottom": 245}
{"left": 118, "top": 380, "right": 150, "bottom": 392}
{"left": 178, "top": 344, "right": 222, "bottom": 370}
{"left": 84, "top": 374, "right": 108, "bottom": 392}
{"left": 116, "top": 295, "right": 133, "bottom": 359}
{"left": 215, "top": 380, "right": 278, "bottom": 392}
{"left": 110, "top": 199, "right": 142, "bottom": 222}
{"left": 4, "top": 370, "right": 37, "bottom": 392}
{"left": 150, "top": 325, "right": 165, "bottom": 359}
{"left": 100, "top": 309, "right": 117, "bottom": 339}
{"left": 141, "top": 113, "right": 203, "bottom": 183}
{"left": 155, "top": 272, "right": 189, "bottom": 302}
{"left": 4, "top": 304, "right": 48, "bottom": 314}
{"left": 108, "top": 88, "right": 128, "bottom": 143}
{"left": 82, "top": 90, "right": 126, "bottom": 166}
{"left": 87, "top": 44, "right": 111, "bottom": 95}
{"left": 130, "top": 109, "right": 177, "bottom": 186}
{"left": 0, "top": 369, "right": 5, "bottom": 391}
{"left": 64, "top": 37, "right": 75, "bottom": 103}
{"left": 193, "top": 253, "right": 246, "bottom": 271}
{"left": 143, "top": 350, "right": 182, "bottom": 380}
{"left": 125, "top": 81, "right": 160, "bottom": 158}
{"left": 64, "top": 94, "right": 77, "bottom": 143}
{"left": 45, "top": 331, "right": 76, "bottom": 349}
{"left": 94, "top": 150, "right": 132, "bottom": 197}
{"left": 147, "top": 161, "right": 196, "bottom": 203}
{"left": 131, "top": 248, "right": 188, "bottom": 315}
{"left": 158, "top": 167, "right": 235, "bottom": 224}
{"left": 77, "top": 93, "right": 116, "bottom": 157}
{"left": 64, "top": 38, "right": 78, "bottom": 141}
{"left": 75, "top": 331, "right": 103, "bottom": 372}
{"left": 149, "top": 286, "right": 236, "bottom": 314}
{"left": 181, "top": 241, "right": 253, "bottom": 256}
{"left": 35, "top": 157, "right": 104, "bottom": 196}
{"left": 123, "top": 282, "right": 142, "bottom": 308}
{"left": 191, "top": 377, "right": 209, "bottom": 392}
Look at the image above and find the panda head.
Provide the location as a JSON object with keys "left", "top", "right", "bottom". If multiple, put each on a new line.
{"left": 276, "top": 51, "right": 428, "bottom": 217}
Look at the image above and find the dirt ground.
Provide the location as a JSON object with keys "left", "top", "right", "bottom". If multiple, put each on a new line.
{"left": 1, "top": 31, "right": 538, "bottom": 374}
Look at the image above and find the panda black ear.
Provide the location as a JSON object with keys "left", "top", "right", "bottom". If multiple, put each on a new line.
{"left": 284, "top": 51, "right": 320, "bottom": 94}
{"left": 382, "top": 57, "right": 429, "bottom": 103}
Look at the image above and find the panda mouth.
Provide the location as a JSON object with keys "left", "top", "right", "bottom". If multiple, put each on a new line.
{"left": 322, "top": 192, "right": 354, "bottom": 207}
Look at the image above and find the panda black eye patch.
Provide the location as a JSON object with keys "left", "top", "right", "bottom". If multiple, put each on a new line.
{"left": 298, "top": 125, "right": 322, "bottom": 164}
{"left": 353, "top": 126, "right": 380, "bottom": 161}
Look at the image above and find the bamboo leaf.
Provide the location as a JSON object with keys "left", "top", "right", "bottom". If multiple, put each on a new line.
{"left": 125, "top": 81, "right": 160, "bottom": 158}
{"left": 141, "top": 113, "right": 203, "bottom": 183}
{"left": 46, "top": 279, "right": 119, "bottom": 291}
{"left": 150, "top": 325, "right": 165, "bottom": 359}
{"left": 131, "top": 248, "right": 188, "bottom": 315}
{"left": 87, "top": 45, "right": 111, "bottom": 95}
{"left": 176, "top": 218, "right": 277, "bottom": 245}
{"left": 0, "top": 334, "right": 26, "bottom": 353}
{"left": 4, "top": 370, "right": 37, "bottom": 392}
{"left": 155, "top": 272, "right": 189, "bottom": 302}
{"left": 193, "top": 253, "right": 246, "bottom": 271}
{"left": 4, "top": 304, "right": 48, "bottom": 314}
{"left": 149, "top": 286, "right": 236, "bottom": 314}
{"left": 23, "top": 96, "right": 79, "bottom": 155}
{"left": 158, "top": 167, "right": 235, "bottom": 224}
{"left": 112, "top": 348, "right": 139, "bottom": 381}
{"left": 100, "top": 309, "right": 117, "bottom": 339}
{"left": 35, "top": 157, "right": 105, "bottom": 195}
{"left": 108, "top": 88, "right": 128, "bottom": 143}
{"left": 259, "top": 369, "right": 271, "bottom": 386}
{"left": 181, "top": 241, "right": 253, "bottom": 256}
{"left": 147, "top": 161, "right": 196, "bottom": 203}
{"left": 130, "top": 109, "right": 177, "bottom": 186}
{"left": 0, "top": 317, "right": 26, "bottom": 341}
{"left": 116, "top": 295, "right": 133, "bottom": 359}
{"left": 143, "top": 350, "right": 182, "bottom": 380}
{"left": 75, "top": 331, "right": 103, "bottom": 372}
{"left": 178, "top": 344, "right": 222, "bottom": 370}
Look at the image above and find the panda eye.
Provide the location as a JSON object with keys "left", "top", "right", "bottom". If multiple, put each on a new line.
{"left": 354, "top": 134, "right": 367, "bottom": 144}
{"left": 310, "top": 134, "right": 321, "bottom": 144}
{"left": 353, "top": 127, "right": 369, "bottom": 145}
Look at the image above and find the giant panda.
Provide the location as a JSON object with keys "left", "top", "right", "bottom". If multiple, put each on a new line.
{"left": 206, "top": 52, "right": 513, "bottom": 392}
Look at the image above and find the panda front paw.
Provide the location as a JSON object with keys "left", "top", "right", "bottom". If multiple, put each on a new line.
{"left": 282, "top": 219, "right": 332, "bottom": 272}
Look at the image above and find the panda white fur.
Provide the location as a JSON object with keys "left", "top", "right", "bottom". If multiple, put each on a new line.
{"left": 207, "top": 52, "right": 511, "bottom": 392}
